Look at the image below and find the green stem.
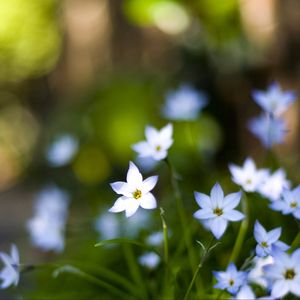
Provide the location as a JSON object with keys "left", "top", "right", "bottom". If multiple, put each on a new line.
{"left": 164, "top": 158, "right": 203, "bottom": 295}
{"left": 183, "top": 237, "right": 215, "bottom": 300}
{"left": 160, "top": 207, "right": 169, "bottom": 265}
{"left": 122, "top": 243, "right": 148, "bottom": 299}
{"left": 228, "top": 192, "right": 249, "bottom": 264}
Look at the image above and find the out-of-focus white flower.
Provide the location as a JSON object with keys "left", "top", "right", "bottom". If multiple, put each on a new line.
{"left": 162, "top": 85, "right": 208, "bottom": 121}
{"left": 138, "top": 252, "right": 160, "bottom": 269}
{"left": 146, "top": 231, "right": 164, "bottom": 246}
{"left": 46, "top": 134, "right": 78, "bottom": 167}
{"left": 229, "top": 157, "right": 269, "bottom": 192}
{"left": 248, "top": 114, "right": 287, "bottom": 148}
{"left": 248, "top": 256, "right": 274, "bottom": 288}
{"left": 94, "top": 212, "right": 120, "bottom": 241}
{"left": 234, "top": 285, "right": 256, "bottom": 300}
{"left": 132, "top": 124, "right": 173, "bottom": 161}
{"left": 27, "top": 186, "right": 70, "bottom": 252}
{"left": 252, "top": 82, "right": 296, "bottom": 116}
{"left": 109, "top": 162, "right": 158, "bottom": 218}
{"left": 258, "top": 169, "right": 290, "bottom": 201}
{"left": 0, "top": 244, "right": 20, "bottom": 289}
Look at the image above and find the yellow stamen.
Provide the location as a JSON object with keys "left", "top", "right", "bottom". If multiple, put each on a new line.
{"left": 133, "top": 189, "right": 142, "bottom": 200}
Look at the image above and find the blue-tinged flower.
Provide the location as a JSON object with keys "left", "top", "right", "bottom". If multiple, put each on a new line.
{"left": 146, "top": 231, "right": 164, "bottom": 246}
{"left": 193, "top": 183, "right": 244, "bottom": 239}
{"left": 109, "top": 162, "right": 158, "bottom": 217}
{"left": 234, "top": 285, "right": 256, "bottom": 299}
{"left": 132, "top": 124, "right": 173, "bottom": 161}
{"left": 138, "top": 252, "right": 160, "bottom": 269}
{"left": 213, "top": 263, "right": 248, "bottom": 295}
{"left": 263, "top": 248, "right": 300, "bottom": 298}
{"left": 162, "top": 85, "right": 208, "bottom": 121}
{"left": 254, "top": 221, "right": 289, "bottom": 257}
{"left": 229, "top": 157, "right": 269, "bottom": 192}
{"left": 0, "top": 245, "right": 20, "bottom": 289}
{"left": 258, "top": 169, "right": 290, "bottom": 201}
{"left": 27, "top": 186, "right": 70, "bottom": 252}
{"left": 270, "top": 186, "right": 300, "bottom": 219}
{"left": 46, "top": 134, "right": 78, "bottom": 167}
{"left": 252, "top": 82, "right": 296, "bottom": 116}
{"left": 248, "top": 114, "right": 287, "bottom": 148}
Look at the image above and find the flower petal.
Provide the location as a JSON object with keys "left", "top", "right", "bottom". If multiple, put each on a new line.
{"left": 127, "top": 162, "right": 143, "bottom": 186}
{"left": 10, "top": 245, "right": 19, "bottom": 265}
{"left": 223, "top": 210, "right": 244, "bottom": 221}
{"left": 194, "top": 192, "right": 211, "bottom": 209}
{"left": 132, "top": 141, "right": 152, "bottom": 157}
{"left": 110, "top": 181, "right": 132, "bottom": 196}
{"left": 125, "top": 200, "right": 140, "bottom": 217}
{"left": 210, "top": 217, "right": 228, "bottom": 240}
{"left": 141, "top": 176, "right": 158, "bottom": 193}
{"left": 267, "top": 227, "right": 281, "bottom": 244}
{"left": 254, "top": 220, "right": 267, "bottom": 243}
{"left": 223, "top": 192, "right": 241, "bottom": 211}
{"left": 145, "top": 126, "right": 159, "bottom": 144}
{"left": 108, "top": 196, "right": 128, "bottom": 213}
{"left": 193, "top": 209, "right": 215, "bottom": 220}
{"left": 271, "top": 279, "right": 289, "bottom": 298}
{"left": 140, "top": 193, "right": 157, "bottom": 209}
{"left": 210, "top": 183, "right": 224, "bottom": 208}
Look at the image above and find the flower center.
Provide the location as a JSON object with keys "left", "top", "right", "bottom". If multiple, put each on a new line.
{"left": 245, "top": 178, "right": 252, "bottom": 185}
{"left": 284, "top": 269, "right": 296, "bottom": 280}
{"left": 133, "top": 189, "right": 142, "bottom": 200}
{"left": 213, "top": 207, "right": 223, "bottom": 216}
{"left": 290, "top": 201, "right": 298, "bottom": 208}
{"left": 155, "top": 145, "right": 161, "bottom": 151}
{"left": 229, "top": 279, "right": 234, "bottom": 286}
{"left": 261, "top": 241, "right": 268, "bottom": 248}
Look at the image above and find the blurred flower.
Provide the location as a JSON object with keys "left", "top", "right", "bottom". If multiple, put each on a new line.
{"left": 248, "top": 114, "right": 287, "bottom": 148}
{"left": 270, "top": 186, "right": 300, "bottom": 219}
{"left": 94, "top": 212, "right": 120, "bottom": 241}
{"left": 146, "top": 231, "right": 164, "bottom": 246}
{"left": 138, "top": 252, "right": 160, "bottom": 269}
{"left": 248, "top": 256, "right": 274, "bottom": 289}
{"left": 109, "top": 162, "right": 158, "bottom": 217}
{"left": 0, "top": 244, "right": 20, "bottom": 289}
{"left": 193, "top": 183, "right": 244, "bottom": 239}
{"left": 135, "top": 156, "right": 158, "bottom": 173}
{"left": 162, "top": 85, "right": 208, "bottom": 121}
{"left": 27, "top": 186, "right": 70, "bottom": 252}
{"left": 229, "top": 157, "right": 269, "bottom": 192}
{"left": 258, "top": 169, "right": 290, "bottom": 201}
{"left": 132, "top": 124, "right": 173, "bottom": 161}
{"left": 213, "top": 263, "right": 247, "bottom": 295}
{"left": 234, "top": 285, "right": 255, "bottom": 300}
{"left": 263, "top": 248, "right": 300, "bottom": 298}
{"left": 252, "top": 82, "right": 296, "bottom": 116}
{"left": 46, "top": 134, "right": 78, "bottom": 167}
{"left": 254, "top": 221, "right": 289, "bottom": 257}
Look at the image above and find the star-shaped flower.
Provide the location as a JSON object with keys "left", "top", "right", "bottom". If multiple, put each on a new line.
{"left": 248, "top": 114, "right": 287, "bottom": 148}
{"left": 213, "top": 263, "right": 248, "bottom": 295}
{"left": 258, "top": 169, "right": 290, "bottom": 201}
{"left": 270, "top": 186, "right": 300, "bottom": 219}
{"left": 132, "top": 124, "right": 173, "bottom": 161}
{"left": 162, "top": 85, "right": 208, "bottom": 121}
{"left": 252, "top": 82, "right": 296, "bottom": 116}
{"left": 193, "top": 183, "right": 244, "bottom": 239}
{"left": 263, "top": 248, "right": 300, "bottom": 298}
{"left": 0, "top": 245, "right": 20, "bottom": 289}
{"left": 254, "top": 221, "right": 289, "bottom": 257}
{"left": 109, "top": 162, "right": 158, "bottom": 217}
{"left": 229, "top": 158, "right": 269, "bottom": 192}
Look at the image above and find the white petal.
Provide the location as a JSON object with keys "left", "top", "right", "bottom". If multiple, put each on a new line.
{"left": 125, "top": 200, "right": 140, "bottom": 217}
{"left": 127, "top": 162, "right": 143, "bottom": 186}
{"left": 267, "top": 227, "right": 281, "bottom": 244}
{"left": 223, "top": 192, "right": 241, "bottom": 211}
{"left": 223, "top": 210, "right": 244, "bottom": 221}
{"left": 210, "top": 183, "right": 224, "bottom": 208}
{"left": 110, "top": 181, "right": 132, "bottom": 196}
{"left": 145, "top": 126, "right": 159, "bottom": 144}
{"left": 193, "top": 209, "right": 215, "bottom": 220}
{"left": 194, "top": 192, "right": 211, "bottom": 209}
{"left": 254, "top": 220, "right": 268, "bottom": 243}
{"left": 289, "top": 280, "right": 300, "bottom": 296}
{"left": 132, "top": 141, "right": 152, "bottom": 157}
{"left": 159, "top": 123, "right": 173, "bottom": 141}
{"left": 10, "top": 245, "right": 19, "bottom": 265}
{"left": 140, "top": 193, "right": 157, "bottom": 209}
{"left": 141, "top": 176, "right": 158, "bottom": 193}
{"left": 109, "top": 197, "right": 128, "bottom": 213}
{"left": 210, "top": 217, "right": 228, "bottom": 240}
{"left": 271, "top": 280, "right": 289, "bottom": 298}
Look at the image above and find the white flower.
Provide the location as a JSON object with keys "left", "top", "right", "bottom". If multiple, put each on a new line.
{"left": 27, "top": 186, "right": 69, "bottom": 252}
{"left": 146, "top": 231, "right": 164, "bottom": 246}
{"left": 193, "top": 183, "right": 244, "bottom": 239}
{"left": 252, "top": 82, "right": 296, "bottom": 116}
{"left": 162, "top": 85, "right": 208, "bottom": 121}
{"left": 94, "top": 212, "right": 120, "bottom": 241}
{"left": 258, "top": 169, "right": 290, "bottom": 201}
{"left": 132, "top": 124, "right": 173, "bottom": 161}
{"left": 229, "top": 158, "right": 269, "bottom": 192}
{"left": 109, "top": 162, "right": 158, "bottom": 217}
{"left": 234, "top": 285, "right": 256, "bottom": 299}
{"left": 138, "top": 252, "right": 160, "bottom": 269}
{"left": 264, "top": 248, "right": 300, "bottom": 298}
{"left": 47, "top": 134, "right": 78, "bottom": 167}
{"left": 0, "top": 245, "right": 20, "bottom": 289}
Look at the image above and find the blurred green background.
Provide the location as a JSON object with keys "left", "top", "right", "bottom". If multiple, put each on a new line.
{"left": 1, "top": 0, "right": 300, "bottom": 299}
